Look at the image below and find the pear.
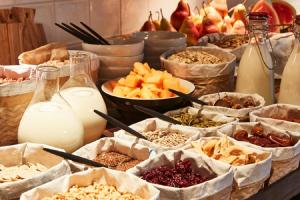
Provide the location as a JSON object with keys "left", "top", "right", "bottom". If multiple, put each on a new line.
{"left": 153, "top": 11, "right": 161, "bottom": 30}
{"left": 231, "top": 20, "right": 246, "bottom": 34}
{"left": 202, "top": 3, "right": 220, "bottom": 34}
{"left": 159, "top": 9, "right": 176, "bottom": 32}
{"left": 210, "top": 0, "right": 228, "bottom": 18}
{"left": 231, "top": 3, "right": 248, "bottom": 26}
{"left": 179, "top": 16, "right": 200, "bottom": 46}
{"left": 140, "top": 11, "right": 156, "bottom": 32}
{"left": 218, "top": 21, "right": 227, "bottom": 33}
{"left": 224, "top": 15, "right": 233, "bottom": 33}
{"left": 201, "top": 3, "right": 223, "bottom": 25}
{"left": 192, "top": 7, "right": 204, "bottom": 37}
{"left": 171, "top": 0, "right": 191, "bottom": 31}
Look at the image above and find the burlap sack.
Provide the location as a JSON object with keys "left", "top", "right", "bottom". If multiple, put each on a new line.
{"left": 218, "top": 122, "right": 300, "bottom": 184}
{"left": 71, "top": 137, "right": 154, "bottom": 171}
{"left": 193, "top": 92, "right": 265, "bottom": 121}
{"left": 20, "top": 167, "right": 160, "bottom": 200}
{"left": 165, "top": 106, "right": 238, "bottom": 133}
{"left": 160, "top": 46, "right": 236, "bottom": 97}
{"left": 0, "top": 143, "right": 71, "bottom": 200}
{"left": 128, "top": 150, "right": 234, "bottom": 200}
{"left": 190, "top": 137, "right": 272, "bottom": 200}
{"left": 250, "top": 104, "right": 300, "bottom": 135}
{"left": 114, "top": 118, "right": 202, "bottom": 154}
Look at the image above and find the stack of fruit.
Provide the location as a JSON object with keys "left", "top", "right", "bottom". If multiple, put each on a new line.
{"left": 140, "top": 0, "right": 296, "bottom": 46}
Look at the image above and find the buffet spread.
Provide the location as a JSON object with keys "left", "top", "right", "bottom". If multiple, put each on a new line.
{"left": 1, "top": 0, "right": 300, "bottom": 200}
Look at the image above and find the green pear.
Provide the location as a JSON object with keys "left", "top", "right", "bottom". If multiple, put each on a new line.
{"left": 153, "top": 11, "right": 161, "bottom": 30}
{"left": 159, "top": 9, "right": 176, "bottom": 32}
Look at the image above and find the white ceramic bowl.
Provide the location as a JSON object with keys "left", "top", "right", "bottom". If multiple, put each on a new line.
{"left": 98, "top": 54, "right": 144, "bottom": 68}
{"left": 133, "top": 31, "right": 186, "bottom": 48}
{"left": 82, "top": 37, "right": 144, "bottom": 57}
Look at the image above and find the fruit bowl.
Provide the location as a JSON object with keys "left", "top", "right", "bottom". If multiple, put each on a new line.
{"left": 101, "top": 78, "right": 195, "bottom": 112}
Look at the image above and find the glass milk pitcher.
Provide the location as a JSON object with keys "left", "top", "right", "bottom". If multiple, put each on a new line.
{"left": 236, "top": 12, "right": 275, "bottom": 105}
{"left": 18, "top": 66, "right": 84, "bottom": 152}
{"left": 278, "top": 15, "right": 300, "bottom": 105}
{"left": 55, "top": 52, "right": 107, "bottom": 144}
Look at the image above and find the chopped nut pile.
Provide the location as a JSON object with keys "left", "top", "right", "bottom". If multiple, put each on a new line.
{"left": 42, "top": 182, "right": 145, "bottom": 200}
{"left": 170, "top": 112, "right": 225, "bottom": 128}
{"left": 167, "top": 50, "right": 224, "bottom": 64}
{"left": 93, "top": 152, "right": 141, "bottom": 171}
{"left": 0, "top": 163, "right": 48, "bottom": 183}
{"left": 143, "top": 128, "right": 189, "bottom": 147}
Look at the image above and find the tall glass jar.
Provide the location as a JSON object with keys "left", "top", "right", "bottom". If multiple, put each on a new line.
{"left": 236, "top": 12, "right": 275, "bottom": 105}
{"left": 18, "top": 66, "right": 84, "bottom": 152}
{"left": 55, "top": 52, "right": 107, "bottom": 144}
{"left": 278, "top": 15, "right": 300, "bottom": 105}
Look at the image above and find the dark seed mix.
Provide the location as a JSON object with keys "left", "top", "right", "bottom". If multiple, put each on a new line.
{"left": 93, "top": 151, "right": 141, "bottom": 171}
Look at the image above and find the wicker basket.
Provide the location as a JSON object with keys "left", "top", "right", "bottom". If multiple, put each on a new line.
{"left": 269, "top": 153, "right": 300, "bottom": 185}
{"left": 0, "top": 81, "right": 35, "bottom": 146}
{"left": 231, "top": 179, "right": 266, "bottom": 200}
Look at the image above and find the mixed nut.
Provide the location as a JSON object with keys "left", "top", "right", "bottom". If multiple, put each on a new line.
{"left": 170, "top": 112, "right": 225, "bottom": 128}
{"left": 93, "top": 151, "right": 141, "bottom": 171}
{"left": 233, "top": 124, "right": 295, "bottom": 147}
{"left": 167, "top": 50, "right": 224, "bottom": 64}
{"left": 143, "top": 128, "right": 189, "bottom": 147}
{"left": 141, "top": 159, "right": 214, "bottom": 188}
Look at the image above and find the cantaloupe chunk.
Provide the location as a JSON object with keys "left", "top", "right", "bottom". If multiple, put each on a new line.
{"left": 141, "top": 87, "right": 159, "bottom": 99}
{"left": 133, "top": 62, "right": 150, "bottom": 76}
{"left": 163, "top": 77, "right": 180, "bottom": 91}
{"left": 113, "top": 86, "right": 125, "bottom": 97}
{"left": 112, "top": 86, "right": 133, "bottom": 97}
{"left": 142, "top": 83, "right": 161, "bottom": 95}
{"left": 125, "top": 75, "right": 142, "bottom": 88}
{"left": 117, "top": 78, "right": 126, "bottom": 86}
{"left": 144, "top": 71, "right": 163, "bottom": 86}
{"left": 162, "top": 71, "right": 173, "bottom": 79}
{"left": 127, "top": 88, "right": 141, "bottom": 98}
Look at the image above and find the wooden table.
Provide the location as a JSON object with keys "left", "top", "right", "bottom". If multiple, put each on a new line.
{"left": 248, "top": 167, "right": 300, "bottom": 200}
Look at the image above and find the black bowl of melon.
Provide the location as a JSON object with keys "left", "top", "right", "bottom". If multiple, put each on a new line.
{"left": 101, "top": 62, "right": 195, "bottom": 113}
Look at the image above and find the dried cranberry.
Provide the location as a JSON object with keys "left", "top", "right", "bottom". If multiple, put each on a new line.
{"left": 140, "top": 160, "right": 214, "bottom": 188}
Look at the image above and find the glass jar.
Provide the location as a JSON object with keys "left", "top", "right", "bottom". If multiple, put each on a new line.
{"left": 236, "top": 12, "right": 275, "bottom": 105}
{"left": 54, "top": 52, "right": 107, "bottom": 144}
{"left": 278, "top": 15, "right": 300, "bottom": 105}
{"left": 18, "top": 66, "right": 84, "bottom": 152}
